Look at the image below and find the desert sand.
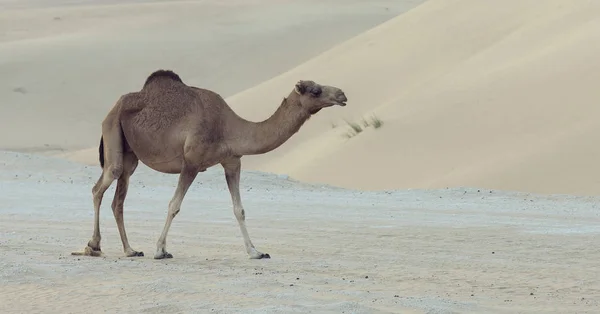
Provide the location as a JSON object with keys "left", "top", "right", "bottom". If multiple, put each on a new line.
{"left": 2, "top": 0, "right": 600, "bottom": 313}
{"left": 222, "top": 0, "right": 600, "bottom": 195}
{"left": 2, "top": 151, "right": 600, "bottom": 313}
{"left": 0, "top": 0, "right": 418, "bottom": 152}
{"left": 5, "top": 0, "right": 600, "bottom": 195}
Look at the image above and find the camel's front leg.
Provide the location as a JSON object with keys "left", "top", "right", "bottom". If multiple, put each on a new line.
{"left": 154, "top": 163, "right": 198, "bottom": 259}
{"left": 222, "top": 158, "right": 270, "bottom": 259}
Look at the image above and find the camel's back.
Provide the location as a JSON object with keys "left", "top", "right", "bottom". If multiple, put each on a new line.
{"left": 118, "top": 76, "right": 229, "bottom": 168}
{"left": 123, "top": 77, "right": 228, "bottom": 130}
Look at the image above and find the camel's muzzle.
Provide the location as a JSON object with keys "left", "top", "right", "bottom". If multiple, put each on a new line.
{"left": 335, "top": 90, "right": 348, "bottom": 106}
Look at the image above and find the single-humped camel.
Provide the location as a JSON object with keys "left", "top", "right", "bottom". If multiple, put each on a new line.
{"left": 72, "top": 69, "right": 348, "bottom": 260}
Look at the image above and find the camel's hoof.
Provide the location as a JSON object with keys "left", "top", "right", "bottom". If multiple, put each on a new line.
{"left": 126, "top": 251, "right": 144, "bottom": 257}
{"left": 154, "top": 252, "right": 173, "bottom": 259}
{"left": 71, "top": 246, "right": 102, "bottom": 257}
{"left": 251, "top": 252, "right": 271, "bottom": 259}
{"left": 86, "top": 241, "right": 101, "bottom": 252}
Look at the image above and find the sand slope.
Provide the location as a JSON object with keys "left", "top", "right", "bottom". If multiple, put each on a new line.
{"left": 0, "top": 0, "right": 420, "bottom": 152}
{"left": 2, "top": 150, "right": 600, "bottom": 313}
{"left": 225, "top": 0, "right": 600, "bottom": 195}
{"left": 6, "top": 0, "right": 600, "bottom": 196}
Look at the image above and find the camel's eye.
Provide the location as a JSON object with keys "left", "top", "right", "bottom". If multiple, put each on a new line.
{"left": 309, "top": 87, "right": 322, "bottom": 97}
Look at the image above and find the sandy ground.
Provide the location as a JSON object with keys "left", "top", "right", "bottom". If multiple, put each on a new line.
{"left": 2, "top": 151, "right": 600, "bottom": 313}
{"left": 3, "top": 0, "right": 600, "bottom": 313}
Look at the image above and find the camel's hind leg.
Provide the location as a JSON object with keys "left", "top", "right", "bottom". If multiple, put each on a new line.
{"left": 72, "top": 111, "right": 124, "bottom": 257}
{"left": 111, "top": 151, "right": 144, "bottom": 257}
{"left": 71, "top": 165, "right": 119, "bottom": 257}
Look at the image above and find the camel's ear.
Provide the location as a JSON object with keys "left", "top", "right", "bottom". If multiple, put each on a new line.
{"left": 294, "top": 81, "right": 307, "bottom": 95}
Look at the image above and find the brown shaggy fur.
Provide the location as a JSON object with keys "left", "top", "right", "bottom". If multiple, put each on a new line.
{"left": 142, "top": 69, "right": 184, "bottom": 88}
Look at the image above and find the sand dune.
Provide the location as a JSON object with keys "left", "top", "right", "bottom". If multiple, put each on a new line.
{"left": 0, "top": 0, "right": 419, "bottom": 151}
{"left": 5, "top": 0, "right": 600, "bottom": 196}
{"left": 221, "top": 0, "right": 600, "bottom": 195}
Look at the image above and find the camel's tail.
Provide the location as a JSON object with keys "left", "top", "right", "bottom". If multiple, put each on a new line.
{"left": 99, "top": 136, "right": 105, "bottom": 168}
{"left": 98, "top": 121, "right": 129, "bottom": 169}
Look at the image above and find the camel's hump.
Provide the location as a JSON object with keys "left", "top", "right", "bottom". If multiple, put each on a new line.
{"left": 143, "top": 69, "right": 184, "bottom": 88}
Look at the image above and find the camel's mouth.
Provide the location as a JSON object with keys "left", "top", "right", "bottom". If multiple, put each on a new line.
{"left": 330, "top": 100, "right": 347, "bottom": 107}
{"left": 332, "top": 92, "right": 347, "bottom": 106}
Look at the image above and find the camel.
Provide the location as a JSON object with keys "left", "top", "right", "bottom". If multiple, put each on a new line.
{"left": 71, "top": 69, "right": 348, "bottom": 260}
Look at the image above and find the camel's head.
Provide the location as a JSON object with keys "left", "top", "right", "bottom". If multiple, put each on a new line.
{"left": 293, "top": 80, "right": 347, "bottom": 115}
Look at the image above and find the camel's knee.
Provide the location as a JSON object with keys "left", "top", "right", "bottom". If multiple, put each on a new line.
{"left": 170, "top": 207, "right": 180, "bottom": 219}
{"left": 167, "top": 197, "right": 184, "bottom": 219}
{"left": 167, "top": 203, "right": 181, "bottom": 219}
{"left": 234, "top": 206, "right": 245, "bottom": 221}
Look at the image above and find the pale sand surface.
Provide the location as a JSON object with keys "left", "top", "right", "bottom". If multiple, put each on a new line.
{"left": 2, "top": 151, "right": 600, "bottom": 313}
{"left": 3, "top": 0, "right": 600, "bottom": 313}
{"left": 0, "top": 0, "right": 422, "bottom": 152}
{"left": 220, "top": 0, "right": 600, "bottom": 195}
{"left": 7, "top": 0, "right": 600, "bottom": 196}
{"left": 41, "top": 0, "right": 600, "bottom": 196}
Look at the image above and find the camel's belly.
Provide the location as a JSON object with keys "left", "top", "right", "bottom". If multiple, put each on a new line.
{"left": 140, "top": 157, "right": 184, "bottom": 174}
{"left": 134, "top": 146, "right": 223, "bottom": 174}
{"left": 140, "top": 157, "right": 216, "bottom": 174}
{"left": 120, "top": 113, "right": 227, "bottom": 174}
{"left": 121, "top": 121, "right": 187, "bottom": 173}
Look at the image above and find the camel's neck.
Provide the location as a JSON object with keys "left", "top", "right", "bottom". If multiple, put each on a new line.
{"left": 227, "top": 95, "right": 311, "bottom": 156}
